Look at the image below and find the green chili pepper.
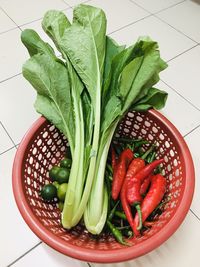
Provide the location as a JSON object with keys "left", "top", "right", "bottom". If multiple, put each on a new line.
{"left": 106, "top": 163, "right": 113, "bottom": 175}
{"left": 114, "top": 137, "right": 146, "bottom": 144}
{"left": 134, "top": 140, "right": 149, "bottom": 149}
{"left": 107, "top": 221, "right": 130, "bottom": 246}
{"left": 114, "top": 211, "right": 127, "bottom": 220}
{"left": 108, "top": 200, "right": 120, "bottom": 221}
{"left": 116, "top": 225, "right": 131, "bottom": 230}
{"left": 149, "top": 151, "right": 157, "bottom": 163}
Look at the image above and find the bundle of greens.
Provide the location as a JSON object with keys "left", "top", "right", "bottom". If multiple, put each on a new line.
{"left": 21, "top": 4, "right": 167, "bottom": 235}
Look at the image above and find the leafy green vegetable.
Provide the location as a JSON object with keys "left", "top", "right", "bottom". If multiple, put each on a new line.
{"left": 132, "top": 87, "right": 168, "bottom": 111}
{"left": 21, "top": 4, "right": 168, "bottom": 235}
{"left": 22, "top": 49, "right": 75, "bottom": 154}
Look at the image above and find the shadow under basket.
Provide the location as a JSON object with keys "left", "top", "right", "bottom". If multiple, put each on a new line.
{"left": 12, "top": 109, "right": 195, "bottom": 263}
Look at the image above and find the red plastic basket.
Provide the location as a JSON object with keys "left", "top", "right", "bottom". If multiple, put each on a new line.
{"left": 12, "top": 110, "right": 195, "bottom": 263}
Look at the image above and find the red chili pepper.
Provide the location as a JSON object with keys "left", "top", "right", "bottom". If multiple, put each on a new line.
{"left": 126, "top": 158, "right": 163, "bottom": 231}
{"left": 140, "top": 174, "right": 152, "bottom": 196}
{"left": 111, "top": 147, "right": 117, "bottom": 170}
{"left": 111, "top": 148, "right": 133, "bottom": 200}
{"left": 119, "top": 158, "right": 144, "bottom": 235}
{"left": 127, "top": 159, "right": 163, "bottom": 205}
{"left": 120, "top": 180, "right": 135, "bottom": 233}
{"left": 134, "top": 174, "right": 167, "bottom": 236}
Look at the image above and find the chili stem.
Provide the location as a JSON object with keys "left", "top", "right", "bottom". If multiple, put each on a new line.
{"left": 135, "top": 204, "right": 143, "bottom": 230}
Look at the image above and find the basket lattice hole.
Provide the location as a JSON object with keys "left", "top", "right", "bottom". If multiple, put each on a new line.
{"left": 128, "top": 112, "right": 134, "bottom": 118}
{"left": 152, "top": 126, "right": 158, "bottom": 133}
{"left": 47, "top": 138, "right": 53, "bottom": 145}
{"left": 175, "top": 169, "right": 180, "bottom": 177}
{"left": 159, "top": 133, "right": 164, "bottom": 140}
{"left": 37, "top": 139, "right": 42, "bottom": 146}
{"left": 27, "top": 177, "right": 31, "bottom": 185}
{"left": 173, "top": 159, "right": 178, "bottom": 167}
{"left": 51, "top": 145, "right": 56, "bottom": 152}
{"left": 136, "top": 116, "right": 143, "bottom": 122}
{"left": 165, "top": 141, "right": 170, "bottom": 148}
{"left": 32, "top": 147, "right": 37, "bottom": 155}
{"left": 43, "top": 131, "right": 49, "bottom": 138}
{"left": 148, "top": 134, "right": 153, "bottom": 140}
{"left": 144, "top": 121, "right": 151, "bottom": 127}
{"left": 175, "top": 180, "right": 180, "bottom": 187}
{"left": 141, "top": 129, "right": 147, "bottom": 134}
{"left": 164, "top": 156, "right": 168, "bottom": 163}
{"left": 47, "top": 152, "right": 51, "bottom": 158}
{"left": 28, "top": 188, "right": 32, "bottom": 196}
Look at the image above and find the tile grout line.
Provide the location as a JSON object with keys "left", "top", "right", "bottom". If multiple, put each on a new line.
{"left": 153, "top": 14, "right": 198, "bottom": 44}
{"left": 108, "top": 14, "right": 153, "bottom": 35}
{"left": 63, "top": 0, "right": 92, "bottom": 8}
{"left": 1, "top": 6, "right": 73, "bottom": 31}
{"left": 0, "top": 121, "right": 17, "bottom": 147}
{"left": 0, "top": 145, "right": 17, "bottom": 156}
{"left": 0, "top": 26, "right": 19, "bottom": 36}
{"left": 160, "top": 79, "right": 200, "bottom": 112}
{"left": 129, "top": 0, "right": 186, "bottom": 15}
{"left": 0, "top": 73, "right": 22, "bottom": 84}
{"left": 7, "top": 242, "right": 42, "bottom": 267}
{"left": 166, "top": 44, "right": 199, "bottom": 63}
{"left": 0, "top": 7, "right": 22, "bottom": 32}
{"left": 153, "top": 0, "right": 187, "bottom": 15}
{"left": 129, "top": 0, "right": 198, "bottom": 44}
{"left": 190, "top": 209, "right": 200, "bottom": 222}
{"left": 61, "top": 0, "right": 72, "bottom": 9}
{"left": 183, "top": 124, "right": 200, "bottom": 138}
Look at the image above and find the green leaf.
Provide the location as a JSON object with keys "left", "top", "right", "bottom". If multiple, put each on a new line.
{"left": 22, "top": 54, "right": 75, "bottom": 152}
{"left": 42, "top": 10, "right": 71, "bottom": 53}
{"left": 132, "top": 87, "right": 168, "bottom": 111}
{"left": 60, "top": 4, "right": 106, "bottom": 105}
{"left": 120, "top": 39, "right": 167, "bottom": 114}
{"left": 103, "top": 36, "right": 125, "bottom": 93}
{"left": 21, "top": 29, "right": 55, "bottom": 57}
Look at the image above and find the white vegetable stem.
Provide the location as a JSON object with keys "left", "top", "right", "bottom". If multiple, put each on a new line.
{"left": 71, "top": 81, "right": 101, "bottom": 226}
{"left": 62, "top": 91, "right": 82, "bottom": 228}
{"left": 84, "top": 124, "right": 117, "bottom": 234}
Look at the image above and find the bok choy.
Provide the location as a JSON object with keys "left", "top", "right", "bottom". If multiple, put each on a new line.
{"left": 21, "top": 4, "right": 168, "bottom": 235}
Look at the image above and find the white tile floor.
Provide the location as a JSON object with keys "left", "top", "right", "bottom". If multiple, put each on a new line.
{"left": 0, "top": 0, "right": 200, "bottom": 266}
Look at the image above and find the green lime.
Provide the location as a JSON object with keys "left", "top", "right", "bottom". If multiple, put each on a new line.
{"left": 57, "top": 183, "right": 68, "bottom": 201}
{"left": 56, "top": 168, "right": 70, "bottom": 184}
{"left": 60, "top": 158, "right": 72, "bottom": 169}
{"left": 52, "top": 181, "right": 59, "bottom": 189}
{"left": 40, "top": 184, "right": 57, "bottom": 201}
{"left": 49, "top": 166, "right": 60, "bottom": 181}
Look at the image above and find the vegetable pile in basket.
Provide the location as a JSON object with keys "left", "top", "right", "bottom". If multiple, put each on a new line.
{"left": 107, "top": 140, "right": 167, "bottom": 243}
{"left": 21, "top": 4, "right": 168, "bottom": 237}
